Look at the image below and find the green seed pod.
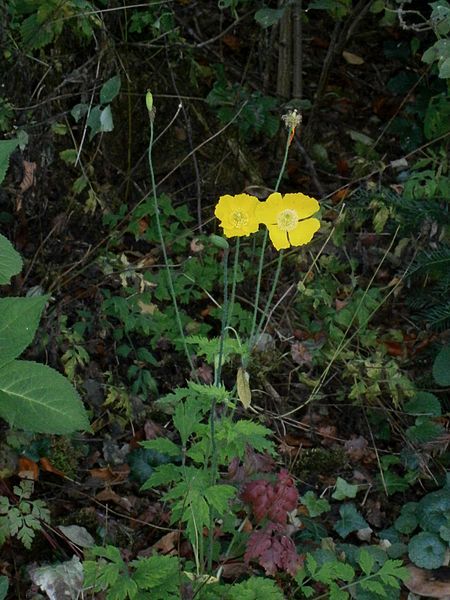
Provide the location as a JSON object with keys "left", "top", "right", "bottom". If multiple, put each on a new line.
{"left": 145, "top": 90, "right": 153, "bottom": 112}
{"left": 209, "top": 234, "right": 229, "bottom": 250}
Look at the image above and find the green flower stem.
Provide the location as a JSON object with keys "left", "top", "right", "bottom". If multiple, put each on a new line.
{"left": 247, "top": 130, "right": 292, "bottom": 356}
{"left": 147, "top": 116, "right": 195, "bottom": 376}
{"left": 255, "top": 249, "right": 284, "bottom": 338}
{"left": 226, "top": 237, "right": 240, "bottom": 330}
{"left": 208, "top": 247, "right": 229, "bottom": 572}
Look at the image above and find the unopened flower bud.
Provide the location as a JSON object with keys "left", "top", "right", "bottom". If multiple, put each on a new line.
{"left": 145, "top": 90, "right": 153, "bottom": 112}
{"left": 210, "top": 234, "right": 229, "bottom": 250}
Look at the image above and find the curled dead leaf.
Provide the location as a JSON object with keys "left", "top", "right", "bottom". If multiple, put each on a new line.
{"left": 40, "top": 457, "right": 65, "bottom": 477}
{"left": 95, "top": 488, "right": 133, "bottom": 512}
{"left": 19, "top": 160, "right": 37, "bottom": 193}
{"left": 18, "top": 456, "right": 39, "bottom": 480}
{"left": 190, "top": 238, "right": 204, "bottom": 253}
{"left": 342, "top": 51, "right": 364, "bottom": 65}
{"left": 152, "top": 531, "right": 180, "bottom": 555}
{"left": 237, "top": 367, "right": 251, "bottom": 409}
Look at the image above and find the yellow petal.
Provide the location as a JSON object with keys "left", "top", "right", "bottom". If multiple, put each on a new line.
{"left": 288, "top": 218, "right": 320, "bottom": 246}
{"left": 267, "top": 224, "right": 289, "bottom": 250}
{"left": 215, "top": 194, "right": 261, "bottom": 237}
{"left": 214, "top": 195, "right": 237, "bottom": 222}
{"left": 221, "top": 223, "right": 258, "bottom": 238}
{"left": 282, "top": 193, "right": 320, "bottom": 219}
{"left": 255, "top": 192, "right": 283, "bottom": 225}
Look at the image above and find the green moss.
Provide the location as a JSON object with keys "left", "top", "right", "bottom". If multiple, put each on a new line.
{"left": 294, "top": 447, "right": 347, "bottom": 479}
{"left": 50, "top": 437, "right": 86, "bottom": 479}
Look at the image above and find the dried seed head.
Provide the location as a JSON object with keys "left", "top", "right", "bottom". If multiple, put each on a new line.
{"left": 282, "top": 109, "right": 302, "bottom": 131}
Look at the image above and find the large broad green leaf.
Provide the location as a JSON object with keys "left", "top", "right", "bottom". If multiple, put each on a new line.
{"left": 0, "top": 234, "right": 23, "bottom": 285}
{"left": 408, "top": 532, "right": 447, "bottom": 569}
{"left": 0, "top": 139, "right": 18, "bottom": 185}
{"left": 100, "top": 75, "right": 121, "bottom": 104}
{"left": 433, "top": 345, "right": 450, "bottom": 386}
{"left": 0, "top": 360, "right": 89, "bottom": 433}
{"left": 0, "top": 296, "right": 48, "bottom": 366}
{"left": 334, "top": 504, "right": 368, "bottom": 539}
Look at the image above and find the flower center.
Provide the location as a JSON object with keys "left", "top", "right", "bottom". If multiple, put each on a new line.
{"left": 230, "top": 210, "right": 249, "bottom": 229}
{"left": 277, "top": 209, "right": 298, "bottom": 231}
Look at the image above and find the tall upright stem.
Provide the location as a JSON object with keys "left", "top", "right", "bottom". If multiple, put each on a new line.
{"left": 208, "top": 247, "right": 229, "bottom": 571}
{"left": 148, "top": 117, "right": 195, "bottom": 376}
{"left": 248, "top": 133, "right": 291, "bottom": 355}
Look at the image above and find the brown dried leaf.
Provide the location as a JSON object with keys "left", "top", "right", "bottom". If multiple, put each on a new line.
{"left": 144, "top": 420, "right": 165, "bottom": 440}
{"left": 151, "top": 531, "right": 179, "bottom": 555}
{"left": 196, "top": 363, "right": 213, "bottom": 384}
{"left": 190, "top": 238, "right": 204, "bottom": 253}
{"left": 405, "top": 564, "right": 450, "bottom": 598}
{"left": 39, "top": 457, "right": 65, "bottom": 477}
{"left": 19, "top": 160, "right": 37, "bottom": 193}
{"left": 95, "top": 488, "right": 133, "bottom": 512}
{"left": 291, "top": 342, "right": 313, "bottom": 368}
{"left": 318, "top": 425, "right": 337, "bottom": 446}
{"left": 18, "top": 456, "right": 39, "bottom": 480}
{"left": 237, "top": 367, "right": 251, "bottom": 409}
{"left": 342, "top": 51, "right": 364, "bottom": 65}
{"left": 344, "top": 435, "right": 368, "bottom": 462}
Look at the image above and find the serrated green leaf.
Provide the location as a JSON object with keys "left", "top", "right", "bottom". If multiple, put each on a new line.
{"left": 316, "top": 560, "right": 355, "bottom": 584}
{"left": 107, "top": 575, "right": 138, "bottom": 600}
{"left": 173, "top": 399, "right": 201, "bottom": 446}
{"left": 132, "top": 555, "right": 180, "bottom": 594}
{"left": 100, "top": 75, "right": 121, "bottom": 104}
{"left": 360, "top": 579, "right": 387, "bottom": 596}
{"left": 204, "top": 484, "right": 236, "bottom": 514}
{"left": 378, "top": 559, "right": 408, "bottom": 583}
{"left": 358, "top": 549, "right": 374, "bottom": 575}
{"left": 328, "top": 581, "right": 349, "bottom": 600}
{"left": 0, "top": 360, "right": 89, "bottom": 433}
{"left": 0, "top": 296, "right": 48, "bottom": 366}
{"left": 0, "top": 139, "right": 18, "bottom": 185}
{"left": 228, "top": 577, "right": 285, "bottom": 599}
{"left": 140, "top": 438, "right": 181, "bottom": 457}
{"left": 0, "top": 234, "right": 22, "bottom": 285}
{"left": 140, "top": 463, "right": 181, "bottom": 490}
{"left": 301, "top": 491, "right": 331, "bottom": 517}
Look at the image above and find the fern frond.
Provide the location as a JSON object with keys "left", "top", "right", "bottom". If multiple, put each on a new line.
{"left": 418, "top": 301, "right": 450, "bottom": 331}
{"left": 407, "top": 245, "right": 450, "bottom": 279}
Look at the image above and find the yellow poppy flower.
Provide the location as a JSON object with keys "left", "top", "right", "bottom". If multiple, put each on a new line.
{"left": 215, "top": 193, "right": 261, "bottom": 238}
{"left": 256, "top": 192, "right": 320, "bottom": 251}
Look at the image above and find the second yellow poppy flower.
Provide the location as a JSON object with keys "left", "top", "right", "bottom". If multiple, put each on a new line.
{"left": 256, "top": 192, "right": 320, "bottom": 251}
